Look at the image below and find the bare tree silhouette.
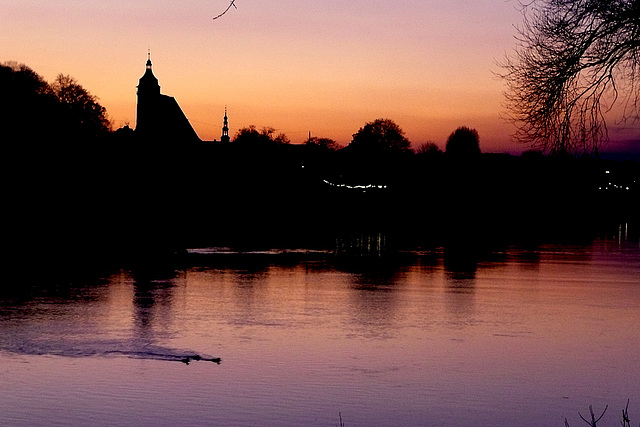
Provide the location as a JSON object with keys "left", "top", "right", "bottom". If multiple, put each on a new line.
{"left": 501, "top": 0, "right": 640, "bottom": 155}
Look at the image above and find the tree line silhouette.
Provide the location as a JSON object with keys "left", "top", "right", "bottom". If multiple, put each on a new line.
{"left": 2, "top": 62, "right": 638, "bottom": 261}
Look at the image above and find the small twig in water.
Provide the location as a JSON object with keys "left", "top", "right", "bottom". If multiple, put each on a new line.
{"left": 579, "top": 404, "right": 608, "bottom": 426}
{"left": 566, "top": 402, "right": 637, "bottom": 427}
{"left": 622, "top": 399, "right": 631, "bottom": 427}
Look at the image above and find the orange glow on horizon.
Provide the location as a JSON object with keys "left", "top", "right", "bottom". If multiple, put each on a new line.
{"left": 3, "top": 1, "right": 636, "bottom": 154}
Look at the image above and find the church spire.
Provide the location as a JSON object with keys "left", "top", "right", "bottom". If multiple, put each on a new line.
{"left": 137, "top": 51, "right": 160, "bottom": 97}
{"left": 221, "top": 106, "right": 230, "bottom": 143}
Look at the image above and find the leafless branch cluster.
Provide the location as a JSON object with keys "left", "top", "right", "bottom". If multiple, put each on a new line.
{"left": 501, "top": 0, "right": 640, "bottom": 155}
{"left": 564, "top": 400, "right": 639, "bottom": 427}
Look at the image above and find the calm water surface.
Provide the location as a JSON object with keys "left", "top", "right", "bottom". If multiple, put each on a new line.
{"left": 1, "top": 234, "right": 639, "bottom": 426}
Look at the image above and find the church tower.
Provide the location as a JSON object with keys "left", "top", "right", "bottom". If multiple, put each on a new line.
{"left": 135, "top": 52, "right": 160, "bottom": 135}
{"left": 134, "top": 53, "right": 200, "bottom": 143}
{"left": 221, "top": 107, "right": 230, "bottom": 143}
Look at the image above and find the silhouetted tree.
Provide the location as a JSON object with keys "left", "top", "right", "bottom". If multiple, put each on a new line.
{"left": 445, "top": 126, "right": 481, "bottom": 157}
{"left": 521, "top": 149, "right": 545, "bottom": 161}
{"left": 51, "top": 74, "right": 111, "bottom": 141}
{"left": 233, "top": 125, "right": 289, "bottom": 146}
{"left": 234, "top": 125, "right": 265, "bottom": 145}
{"left": 273, "top": 131, "right": 290, "bottom": 145}
{"left": 110, "top": 124, "right": 136, "bottom": 146}
{"left": 416, "top": 141, "right": 443, "bottom": 157}
{"left": 501, "top": 0, "right": 640, "bottom": 155}
{"left": 2, "top": 63, "right": 119, "bottom": 256}
{"left": 1, "top": 61, "right": 52, "bottom": 99}
{"left": 337, "top": 119, "right": 412, "bottom": 189}
{"left": 1, "top": 63, "right": 111, "bottom": 144}
{"left": 306, "top": 136, "right": 340, "bottom": 151}
{"left": 348, "top": 118, "right": 411, "bottom": 154}
{"left": 1, "top": 62, "right": 61, "bottom": 143}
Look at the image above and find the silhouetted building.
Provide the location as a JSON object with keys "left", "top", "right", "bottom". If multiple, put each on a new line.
{"left": 135, "top": 54, "right": 200, "bottom": 143}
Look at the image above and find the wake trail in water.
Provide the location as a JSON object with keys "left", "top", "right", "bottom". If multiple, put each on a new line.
{"left": 103, "top": 350, "right": 221, "bottom": 364}
{"left": 0, "top": 337, "right": 221, "bottom": 364}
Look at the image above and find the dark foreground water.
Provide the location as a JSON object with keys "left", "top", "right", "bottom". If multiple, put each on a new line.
{"left": 1, "top": 230, "right": 639, "bottom": 426}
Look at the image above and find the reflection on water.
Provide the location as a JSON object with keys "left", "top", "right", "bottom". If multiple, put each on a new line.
{"left": 0, "top": 268, "right": 219, "bottom": 365}
{"left": 1, "top": 231, "right": 639, "bottom": 426}
{"left": 336, "top": 232, "right": 387, "bottom": 257}
{"left": 132, "top": 268, "right": 178, "bottom": 340}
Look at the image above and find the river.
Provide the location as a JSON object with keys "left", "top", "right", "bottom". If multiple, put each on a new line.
{"left": 1, "top": 227, "right": 639, "bottom": 426}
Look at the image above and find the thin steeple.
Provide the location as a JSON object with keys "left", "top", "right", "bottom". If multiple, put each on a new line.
{"left": 221, "top": 106, "right": 230, "bottom": 143}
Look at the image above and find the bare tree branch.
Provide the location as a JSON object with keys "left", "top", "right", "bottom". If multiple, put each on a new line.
{"left": 213, "top": 0, "right": 237, "bottom": 21}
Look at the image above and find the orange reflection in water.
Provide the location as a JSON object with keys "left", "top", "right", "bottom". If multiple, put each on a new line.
{"left": 0, "top": 239, "right": 639, "bottom": 426}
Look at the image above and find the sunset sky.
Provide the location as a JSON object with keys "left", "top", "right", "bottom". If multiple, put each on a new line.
{"left": 3, "top": 0, "right": 638, "bottom": 154}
